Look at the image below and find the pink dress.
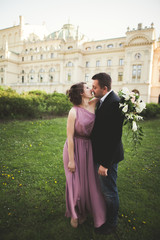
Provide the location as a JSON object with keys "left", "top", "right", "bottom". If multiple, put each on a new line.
{"left": 63, "top": 106, "right": 106, "bottom": 227}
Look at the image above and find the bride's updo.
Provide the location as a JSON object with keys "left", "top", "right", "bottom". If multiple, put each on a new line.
{"left": 68, "top": 82, "right": 85, "bottom": 105}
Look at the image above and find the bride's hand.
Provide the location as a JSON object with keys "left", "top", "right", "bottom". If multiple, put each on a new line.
{"left": 68, "top": 161, "right": 76, "bottom": 173}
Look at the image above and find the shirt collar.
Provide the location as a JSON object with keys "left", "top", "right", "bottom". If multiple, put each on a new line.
{"left": 100, "top": 90, "right": 113, "bottom": 103}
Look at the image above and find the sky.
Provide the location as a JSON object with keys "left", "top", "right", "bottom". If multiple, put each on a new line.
{"left": 0, "top": 0, "right": 160, "bottom": 41}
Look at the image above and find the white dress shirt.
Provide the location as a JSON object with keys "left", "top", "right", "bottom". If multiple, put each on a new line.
{"left": 99, "top": 90, "right": 113, "bottom": 108}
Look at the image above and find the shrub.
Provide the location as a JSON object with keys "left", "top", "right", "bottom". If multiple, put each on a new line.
{"left": 0, "top": 87, "right": 72, "bottom": 120}
{"left": 141, "top": 103, "right": 160, "bottom": 119}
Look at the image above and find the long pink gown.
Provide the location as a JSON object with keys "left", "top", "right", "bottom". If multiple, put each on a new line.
{"left": 63, "top": 106, "right": 106, "bottom": 227}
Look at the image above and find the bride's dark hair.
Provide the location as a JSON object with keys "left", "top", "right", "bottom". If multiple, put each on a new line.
{"left": 68, "top": 82, "right": 86, "bottom": 105}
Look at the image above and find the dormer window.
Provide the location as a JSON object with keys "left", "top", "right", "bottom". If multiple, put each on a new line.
{"left": 119, "top": 43, "right": 123, "bottom": 47}
{"left": 107, "top": 44, "right": 113, "bottom": 48}
{"left": 96, "top": 45, "right": 102, "bottom": 49}
{"left": 86, "top": 47, "right": 91, "bottom": 50}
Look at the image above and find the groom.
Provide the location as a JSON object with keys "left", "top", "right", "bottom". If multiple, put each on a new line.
{"left": 91, "top": 72, "right": 124, "bottom": 235}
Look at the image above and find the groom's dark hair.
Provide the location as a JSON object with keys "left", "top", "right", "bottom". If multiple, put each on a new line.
{"left": 92, "top": 72, "right": 112, "bottom": 91}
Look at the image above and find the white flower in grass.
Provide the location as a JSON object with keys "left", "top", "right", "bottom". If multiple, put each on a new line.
{"left": 132, "top": 121, "right": 137, "bottom": 132}
{"left": 122, "top": 104, "right": 128, "bottom": 113}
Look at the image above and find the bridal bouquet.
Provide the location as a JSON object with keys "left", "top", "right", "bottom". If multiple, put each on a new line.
{"left": 118, "top": 87, "right": 146, "bottom": 148}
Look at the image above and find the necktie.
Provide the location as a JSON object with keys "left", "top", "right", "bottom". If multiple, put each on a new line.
{"left": 98, "top": 100, "right": 103, "bottom": 109}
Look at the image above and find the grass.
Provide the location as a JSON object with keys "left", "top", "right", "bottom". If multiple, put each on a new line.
{"left": 0, "top": 117, "right": 160, "bottom": 240}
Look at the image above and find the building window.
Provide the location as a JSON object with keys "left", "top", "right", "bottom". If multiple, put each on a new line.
{"left": 68, "top": 46, "right": 73, "bottom": 49}
{"left": 135, "top": 53, "right": 141, "bottom": 60}
{"left": 119, "top": 43, "right": 123, "bottom": 47}
{"left": 107, "top": 59, "right": 112, "bottom": 67}
{"left": 86, "top": 47, "right": 91, "bottom": 50}
{"left": 51, "top": 53, "right": 54, "bottom": 58}
{"left": 31, "top": 56, "right": 33, "bottom": 61}
{"left": 40, "top": 54, "right": 43, "bottom": 60}
{"left": 118, "top": 72, "right": 123, "bottom": 81}
{"left": 85, "top": 74, "right": 89, "bottom": 82}
{"left": 119, "top": 59, "right": 124, "bottom": 66}
{"left": 107, "top": 44, "right": 113, "bottom": 48}
{"left": 22, "top": 57, "right": 24, "bottom": 61}
{"left": 40, "top": 76, "right": 43, "bottom": 82}
{"left": 96, "top": 45, "right": 102, "bottom": 49}
{"left": 96, "top": 60, "right": 100, "bottom": 67}
{"left": 50, "top": 68, "right": 55, "bottom": 72}
{"left": 67, "top": 73, "right": 71, "bottom": 81}
{"left": 50, "top": 75, "right": 53, "bottom": 82}
{"left": 132, "top": 65, "right": 142, "bottom": 82}
{"left": 0, "top": 68, "right": 4, "bottom": 72}
{"left": 22, "top": 76, "right": 24, "bottom": 83}
{"left": 1, "top": 77, "right": 3, "bottom": 84}
{"left": 22, "top": 70, "right": 25, "bottom": 74}
{"left": 67, "top": 62, "right": 73, "bottom": 67}
{"left": 86, "top": 61, "right": 89, "bottom": 68}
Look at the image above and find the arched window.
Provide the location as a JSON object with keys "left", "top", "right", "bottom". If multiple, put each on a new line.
{"left": 49, "top": 68, "right": 55, "bottom": 82}
{"left": 67, "top": 61, "right": 73, "bottom": 67}
{"left": 29, "top": 69, "right": 35, "bottom": 81}
{"left": 49, "top": 68, "right": 55, "bottom": 72}
{"left": 67, "top": 73, "right": 71, "bottom": 81}
{"left": 39, "top": 69, "right": 45, "bottom": 82}
{"left": 30, "top": 69, "right": 35, "bottom": 74}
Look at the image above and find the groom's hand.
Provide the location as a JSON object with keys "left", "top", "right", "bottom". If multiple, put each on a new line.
{"left": 98, "top": 165, "right": 108, "bottom": 176}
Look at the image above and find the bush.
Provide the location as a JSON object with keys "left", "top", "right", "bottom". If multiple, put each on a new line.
{"left": 0, "top": 87, "right": 72, "bottom": 120}
{"left": 141, "top": 103, "right": 160, "bottom": 119}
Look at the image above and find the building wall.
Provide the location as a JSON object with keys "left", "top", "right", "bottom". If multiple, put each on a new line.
{"left": 0, "top": 17, "right": 160, "bottom": 103}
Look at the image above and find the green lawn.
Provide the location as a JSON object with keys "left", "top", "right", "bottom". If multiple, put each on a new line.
{"left": 0, "top": 117, "right": 160, "bottom": 240}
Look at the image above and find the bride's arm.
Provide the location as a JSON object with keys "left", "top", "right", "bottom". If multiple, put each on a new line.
{"left": 89, "top": 97, "right": 99, "bottom": 108}
{"left": 67, "top": 108, "right": 76, "bottom": 173}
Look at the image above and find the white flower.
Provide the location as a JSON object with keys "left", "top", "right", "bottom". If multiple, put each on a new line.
{"left": 135, "top": 115, "right": 143, "bottom": 121}
{"left": 121, "top": 87, "right": 130, "bottom": 95}
{"left": 136, "top": 101, "right": 146, "bottom": 113}
{"left": 119, "top": 103, "right": 124, "bottom": 108}
{"left": 132, "top": 121, "right": 137, "bottom": 132}
{"left": 126, "top": 113, "right": 134, "bottom": 120}
{"left": 121, "top": 87, "right": 130, "bottom": 100}
{"left": 122, "top": 104, "right": 128, "bottom": 113}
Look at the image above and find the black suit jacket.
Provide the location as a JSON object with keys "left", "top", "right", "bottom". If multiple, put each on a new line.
{"left": 91, "top": 91, "right": 124, "bottom": 168}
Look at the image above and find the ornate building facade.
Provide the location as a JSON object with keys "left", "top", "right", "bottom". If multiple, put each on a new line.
{"left": 0, "top": 16, "right": 160, "bottom": 103}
